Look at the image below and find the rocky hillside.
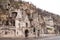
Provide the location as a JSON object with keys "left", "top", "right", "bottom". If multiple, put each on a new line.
{"left": 0, "top": 0, "right": 60, "bottom": 34}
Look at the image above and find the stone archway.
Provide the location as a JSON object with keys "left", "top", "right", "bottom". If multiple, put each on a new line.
{"left": 25, "top": 29, "right": 29, "bottom": 37}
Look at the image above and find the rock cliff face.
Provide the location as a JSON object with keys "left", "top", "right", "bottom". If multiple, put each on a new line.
{"left": 0, "top": 0, "right": 60, "bottom": 38}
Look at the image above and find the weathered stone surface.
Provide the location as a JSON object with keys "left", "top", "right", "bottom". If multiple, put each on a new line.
{"left": 0, "top": 0, "right": 60, "bottom": 38}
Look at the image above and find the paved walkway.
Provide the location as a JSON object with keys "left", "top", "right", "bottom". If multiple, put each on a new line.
{"left": 0, "top": 34, "right": 59, "bottom": 40}
{"left": 0, "top": 36, "right": 60, "bottom": 40}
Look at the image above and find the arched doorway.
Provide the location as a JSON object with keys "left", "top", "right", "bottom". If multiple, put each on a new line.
{"left": 25, "top": 29, "right": 29, "bottom": 37}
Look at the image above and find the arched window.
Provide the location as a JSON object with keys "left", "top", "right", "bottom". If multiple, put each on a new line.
{"left": 5, "top": 31, "right": 8, "bottom": 35}
{"left": 6, "top": 20, "right": 9, "bottom": 25}
{"left": 26, "top": 23, "right": 28, "bottom": 27}
{"left": 33, "top": 27, "right": 35, "bottom": 32}
{"left": 12, "top": 12, "right": 17, "bottom": 18}
{"left": 8, "top": 3, "right": 10, "bottom": 6}
{"left": 11, "top": 20, "right": 15, "bottom": 26}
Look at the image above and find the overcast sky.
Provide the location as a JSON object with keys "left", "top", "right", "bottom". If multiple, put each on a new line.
{"left": 23, "top": 0, "right": 60, "bottom": 15}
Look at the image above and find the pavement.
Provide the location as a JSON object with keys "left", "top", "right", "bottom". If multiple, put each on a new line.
{"left": 0, "top": 36, "right": 60, "bottom": 40}
{"left": 40, "top": 36, "right": 60, "bottom": 40}
{"left": 0, "top": 34, "right": 60, "bottom": 40}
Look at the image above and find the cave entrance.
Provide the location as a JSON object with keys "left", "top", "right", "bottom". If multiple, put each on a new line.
{"left": 25, "top": 29, "right": 29, "bottom": 37}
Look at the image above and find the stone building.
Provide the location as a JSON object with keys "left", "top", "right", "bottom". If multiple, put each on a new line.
{"left": 0, "top": 0, "right": 59, "bottom": 38}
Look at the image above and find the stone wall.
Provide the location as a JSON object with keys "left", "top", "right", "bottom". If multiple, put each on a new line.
{"left": 0, "top": 0, "right": 60, "bottom": 38}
